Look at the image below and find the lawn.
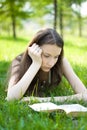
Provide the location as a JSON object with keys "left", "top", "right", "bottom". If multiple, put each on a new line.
{"left": 0, "top": 34, "right": 87, "bottom": 130}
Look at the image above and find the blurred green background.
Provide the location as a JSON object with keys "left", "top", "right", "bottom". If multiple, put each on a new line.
{"left": 0, "top": 0, "right": 87, "bottom": 39}
{"left": 0, "top": 0, "right": 87, "bottom": 130}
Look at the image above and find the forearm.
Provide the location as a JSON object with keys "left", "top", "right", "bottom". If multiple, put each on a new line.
{"left": 7, "top": 62, "right": 41, "bottom": 101}
{"left": 21, "top": 93, "right": 83, "bottom": 103}
{"left": 62, "top": 58, "right": 87, "bottom": 94}
{"left": 71, "top": 76, "right": 87, "bottom": 93}
{"left": 37, "top": 94, "right": 82, "bottom": 102}
{"left": 52, "top": 93, "right": 82, "bottom": 102}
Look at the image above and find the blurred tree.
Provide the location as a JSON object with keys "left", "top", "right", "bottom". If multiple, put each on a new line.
{"left": 0, "top": 0, "right": 33, "bottom": 39}
{"left": 57, "top": 0, "right": 87, "bottom": 37}
{"left": 29, "top": 0, "right": 58, "bottom": 30}
{"left": 57, "top": 0, "right": 72, "bottom": 37}
{"left": 58, "top": 0, "right": 63, "bottom": 37}
{"left": 68, "top": 0, "right": 87, "bottom": 37}
{"left": 0, "top": 0, "right": 87, "bottom": 38}
{"left": 29, "top": 0, "right": 54, "bottom": 26}
{"left": 54, "top": 0, "right": 57, "bottom": 30}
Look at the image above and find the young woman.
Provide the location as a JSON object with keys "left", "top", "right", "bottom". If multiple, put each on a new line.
{"left": 6, "top": 28, "right": 87, "bottom": 102}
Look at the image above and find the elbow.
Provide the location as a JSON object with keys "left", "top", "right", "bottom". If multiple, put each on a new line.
{"left": 6, "top": 96, "right": 15, "bottom": 101}
{"left": 6, "top": 94, "right": 18, "bottom": 101}
{"left": 6, "top": 95, "right": 20, "bottom": 101}
{"left": 6, "top": 89, "right": 21, "bottom": 101}
{"left": 6, "top": 95, "right": 17, "bottom": 101}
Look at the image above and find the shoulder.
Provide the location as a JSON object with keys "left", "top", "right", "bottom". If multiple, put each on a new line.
{"left": 12, "top": 53, "right": 24, "bottom": 67}
{"left": 62, "top": 57, "right": 74, "bottom": 75}
{"left": 10, "top": 53, "right": 24, "bottom": 74}
{"left": 8, "top": 53, "right": 24, "bottom": 87}
{"left": 62, "top": 57, "right": 70, "bottom": 68}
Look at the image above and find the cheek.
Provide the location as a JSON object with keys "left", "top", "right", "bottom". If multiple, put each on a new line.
{"left": 41, "top": 56, "right": 50, "bottom": 66}
{"left": 41, "top": 56, "right": 46, "bottom": 65}
{"left": 53, "top": 59, "right": 58, "bottom": 66}
{"left": 53, "top": 57, "right": 59, "bottom": 65}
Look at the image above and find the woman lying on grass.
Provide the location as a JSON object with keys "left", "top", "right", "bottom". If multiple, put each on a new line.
{"left": 6, "top": 28, "right": 87, "bottom": 102}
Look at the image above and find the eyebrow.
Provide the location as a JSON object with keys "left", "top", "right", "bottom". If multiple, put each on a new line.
{"left": 42, "top": 52, "right": 59, "bottom": 57}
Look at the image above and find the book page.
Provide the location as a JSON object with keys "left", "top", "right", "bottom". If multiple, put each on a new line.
{"left": 57, "top": 104, "right": 87, "bottom": 114}
{"left": 28, "top": 102, "right": 87, "bottom": 116}
{"left": 29, "top": 102, "right": 60, "bottom": 112}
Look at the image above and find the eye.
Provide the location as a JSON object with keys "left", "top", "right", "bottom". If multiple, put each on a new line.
{"left": 44, "top": 55, "right": 50, "bottom": 58}
{"left": 54, "top": 56, "right": 59, "bottom": 59}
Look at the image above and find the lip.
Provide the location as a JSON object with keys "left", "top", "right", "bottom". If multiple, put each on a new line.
{"left": 45, "top": 67, "right": 51, "bottom": 70}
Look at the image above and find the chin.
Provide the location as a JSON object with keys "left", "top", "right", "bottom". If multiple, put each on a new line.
{"left": 41, "top": 68, "right": 50, "bottom": 72}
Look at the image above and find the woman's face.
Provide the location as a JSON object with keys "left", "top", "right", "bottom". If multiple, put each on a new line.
{"left": 40, "top": 44, "right": 62, "bottom": 72}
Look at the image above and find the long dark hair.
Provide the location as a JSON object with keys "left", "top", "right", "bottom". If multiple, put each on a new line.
{"left": 8, "top": 28, "right": 64, "bottom": 95}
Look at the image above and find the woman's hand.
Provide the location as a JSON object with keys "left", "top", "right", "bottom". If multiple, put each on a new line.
{"left": 21, "top": 96, "right": 50, "bottom": 103}
{"left": 81, "top": 93, "right": 87, "bottom": 101}
{"left": 28, "top": 43, "right": 42, "bottom": 65}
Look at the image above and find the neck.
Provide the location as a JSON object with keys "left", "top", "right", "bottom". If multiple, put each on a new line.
{"left": 38, "top": 69, "right": 49, "bottom": 82}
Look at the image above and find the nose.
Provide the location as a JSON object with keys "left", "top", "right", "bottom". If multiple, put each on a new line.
{"left": 48, "top": 58, "right": 55, "bottom": 67}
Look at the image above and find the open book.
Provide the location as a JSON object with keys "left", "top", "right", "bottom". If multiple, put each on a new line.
{"left": 29, "top": 102, "right": 87, "bottom": 117}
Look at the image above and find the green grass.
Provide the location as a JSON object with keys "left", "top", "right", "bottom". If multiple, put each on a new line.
{"left": 0, "top": 35, "right": 87, "bottom": 130}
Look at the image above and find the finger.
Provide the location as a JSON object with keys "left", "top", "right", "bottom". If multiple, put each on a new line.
{"left": 28, "top": 45, "right": 42, "bottom": 56}
{"left": 28, "top": 45, "right": 38, "bottom": 53}
{"left": 34, "top": 47, "right": 42, "bottom": 54}
{"left": 33, "top": 45, "right": 41, "bottom": 53}
{"left": 38, "top": 48, "right": 42, "bottom": 54}
{"left": 31, "top": 43, "right": 39, "bottom": 49}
